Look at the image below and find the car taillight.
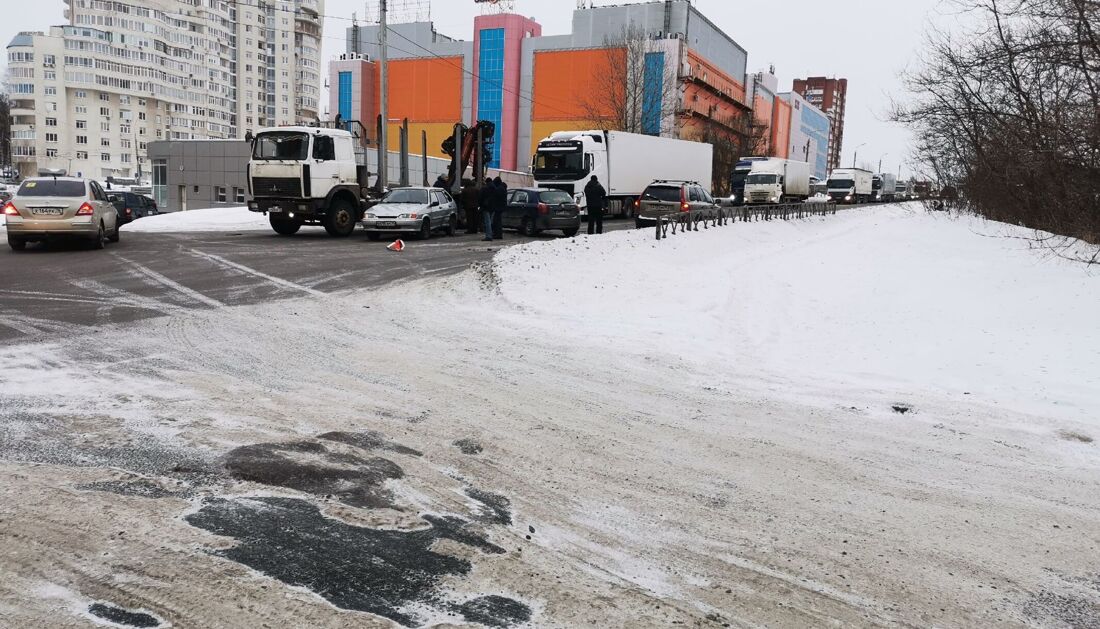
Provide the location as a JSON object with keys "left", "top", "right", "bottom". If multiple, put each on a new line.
{"left": 537, "top": 202, "right": 549, "bottom": 215}
{"left": 680, "top": 188, "right": 689, "bottom": 212}
{"left": 125, "top": 208, "right": 132, "bottom": 215}
{"left": 2, "top": 202, "right": 17, "bottom": 216}
{"left": 76, "top": 202, "right": 95, "bottom": 216}
{"left": 634, "top": 199, "right": 640, "bottom": 208}
{"left": 681, "top": 202, "right": 690, "bottom": 211}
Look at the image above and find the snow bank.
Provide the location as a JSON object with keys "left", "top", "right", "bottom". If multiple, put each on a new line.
{"left": 492, "top": 203, "right": 1100, "bottom": 422}
{"left": 121, "top": 206, "right": 270, "bottom": 233}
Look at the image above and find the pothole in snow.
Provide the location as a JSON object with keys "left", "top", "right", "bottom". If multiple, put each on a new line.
{"left": 1058, "top": 430, "right": 1094, "bottom": 444}
{"left": 88, "top": 603, "right": 161, "bottom": 628}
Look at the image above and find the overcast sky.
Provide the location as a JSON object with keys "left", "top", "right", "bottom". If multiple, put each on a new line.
{"left": 4, "top": 0, "right": 957, "bottom": 178}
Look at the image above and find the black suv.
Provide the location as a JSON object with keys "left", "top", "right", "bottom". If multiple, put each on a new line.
{"left": 106, "top": 192, "right": 158, "bottom": 225}
{"left": 504, "top": 188, "right": 581, "bottom": 237}
{"left": 634, "top": 180, "right": 719, "bottom": 228}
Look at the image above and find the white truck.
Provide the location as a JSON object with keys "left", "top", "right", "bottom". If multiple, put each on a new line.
{"left": 873, "top": 173, "right": 898, "bottom": 202}
{"left": 532, "top": 130, "right": 713, "bottom": 217}
{"left": 742, "top": 158, "right": 812, "bottom": 204}
{"left": 246, "top": 125, "right": 373, "bottom": 237}
{"left": 827, "top": 168, "right": 874, "bottom": 204}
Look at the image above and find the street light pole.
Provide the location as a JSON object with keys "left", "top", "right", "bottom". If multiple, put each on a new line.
{"left": 378, "top": 0, "right": 388, "bottom": 192}
{"left": 852, "top": 142, "right": 866, "bottom": 169}
{"left": 878, "top": 153, "right": 887, "bottom": 174}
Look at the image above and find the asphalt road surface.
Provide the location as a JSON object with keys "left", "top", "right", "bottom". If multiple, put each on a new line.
{"left": 0, "top": 222, "right": 633, "bottom": 343}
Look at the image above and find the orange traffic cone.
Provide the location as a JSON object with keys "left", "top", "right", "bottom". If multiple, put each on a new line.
{"left": 387, "top": 239, "right": 405, "bottom": 252}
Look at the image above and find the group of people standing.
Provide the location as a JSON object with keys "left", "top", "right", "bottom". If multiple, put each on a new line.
{"left": 448, "top": 174, "right": 609, "bottom": 240}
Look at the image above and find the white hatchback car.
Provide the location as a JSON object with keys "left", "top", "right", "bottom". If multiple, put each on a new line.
{"left": 4, "top": 177, "right": 119, "bottom": 251}
{"left": 361, "top": 187, "right": 459, "bottom": 241}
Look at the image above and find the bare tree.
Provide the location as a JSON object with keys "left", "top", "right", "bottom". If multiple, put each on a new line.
{"left": 0, "top": 93, "right": 10, "bottom": 169}
{"left": 579, "top": 25, "right": 680, "bottom": 136}
{"left": 894, "top": 0, "right": 1100, "bottom": 253}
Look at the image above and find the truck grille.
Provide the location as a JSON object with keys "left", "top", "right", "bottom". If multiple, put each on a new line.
{"left": 750, "top": 192, "right": 771, "bottom": 203}
{"left": 252, "top": 177, "right": 302, "bottom": 197}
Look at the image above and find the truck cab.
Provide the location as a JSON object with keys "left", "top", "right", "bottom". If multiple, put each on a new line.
{"left": 532, "top": 132, "right": 604, "bottom": 212}
{"left": 246, "top": 126, "right": 369, "bottom": 237}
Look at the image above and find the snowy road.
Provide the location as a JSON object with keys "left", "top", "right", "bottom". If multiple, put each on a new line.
{"left": 1, "top": 204, "right": 1098, "bottom": 628}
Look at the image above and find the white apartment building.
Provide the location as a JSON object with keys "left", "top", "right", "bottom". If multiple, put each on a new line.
{"left": 6, "top": 0, "right": 324, "bottom": 179}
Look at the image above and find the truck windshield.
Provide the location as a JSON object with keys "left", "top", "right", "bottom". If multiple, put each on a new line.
{"left": 872, "top": 179, "right": 883, "bottom": 190}
{"left": 828, "top": 179, "right": 854, "bottom": 189}
{"left": 534, "top": 150, "right": 586, "bottom": 177}
{"left": 746, "top": 174, "right": 779, "bottom": 185}
{"left": 382, "top": 189, "right": 429, "bottom": 204}
{"left": 253, "top": 132, "right": 310, "bottom": 161}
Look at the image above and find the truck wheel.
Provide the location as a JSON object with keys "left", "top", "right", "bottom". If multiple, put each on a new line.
{"left": 324, "top": 199, "right": 357, "bottom": 238}
{"left": 270, "top": 215, "right": 301, "bottom": 236}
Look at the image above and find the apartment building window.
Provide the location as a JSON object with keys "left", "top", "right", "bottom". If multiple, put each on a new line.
{"left": 101, "top": 122, "right": 110, "bottom": 132}
{"left": 75, "top": 90, "right": 87, "bottom": 99}
{"left": 99, "top": 93, "right": 109, "bottom": 102}
{"left": 138, "top": 99, "right": 146, "bottom": 106}
{"left": 76, "top": 120, "right": 86, "bottom": 129}
{"left": 45, "top": 118, "right": 58, "bottom": 127}
{"left": 100, "top": 107, "right": 110, "bottom": 117}
{"left": 46, "top": 148, "right": 58, "bottom": 158}
{"left": 76, "top": 105, "right": 87, "bottom": 114}
{"left": 76, "top": 135, "right": 88, "bottom": 145}
{"left": 42, "top": 54, "right": 55, "bottom": 67}
{"left": 44, "top": 87, "right": 57, "bottom": 96}
{"left": 121, "top": 154, "right": 131, "bottom": 163}
{"left": 101, "top": 138, "right": 110, "bottom": 147}
{"left": 45, "top": 133, "right": 58, "bottom": 143}
{"left": 76, "top": 151, "right": 88, "bottom": 160}
{"left": 216, "top": 187, "right": 227, "bottom": 203}
{"left": 138, "top": 112, "right": 146, "bottom": 121}
{"left": 120, "top": 95, "right": 131, "bottom": 105}
{"left": 44, "top": 71, "right": 56, "bottom": 80}
{"left": 47, "top": 102, "right": 58, "bottom": 112}
{"left": 234, "top": 187, "right": 245, "bottom": 203}
{"left": 100, "top": 153, "right": 110, "bottom": 161}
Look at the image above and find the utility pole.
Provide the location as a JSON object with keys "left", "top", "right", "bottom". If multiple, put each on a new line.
{"left": 378, "top": 0, "right": 388, "bottom": 192}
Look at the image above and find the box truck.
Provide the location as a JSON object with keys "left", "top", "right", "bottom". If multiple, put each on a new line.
{"left": 533, "top": 130, "right": 713, "bottom": 217}
{"left": 873, "top": 173, "right": 898, "bottom": 202}
{"left": 827, "top": 168, "right": 874, "bottom": 204}
{"left": 742, "top": 158, "right": 812, "bottom": 204}
{"left": 729, "top": 156, "right": 769, "bottom": 205}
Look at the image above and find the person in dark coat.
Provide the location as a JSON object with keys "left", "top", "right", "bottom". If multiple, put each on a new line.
{"left": 491, "top": 176, "right": 508, "bottom": 240}
{"left": 479, "top": 179, "right": 497, "bottom": 241}
{"left": 584, "top": 175, "right": 607, "bottom": 235}
{"left": 434, "top": 174, "right": 449, "bottom": 190}
{"left": 460, "top": 179, "right": 480, "bottom": 234}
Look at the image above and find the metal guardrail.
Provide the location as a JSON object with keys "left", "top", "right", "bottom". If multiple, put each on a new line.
{"left": 654, "top": 202, "right": 837, "bottom": 240}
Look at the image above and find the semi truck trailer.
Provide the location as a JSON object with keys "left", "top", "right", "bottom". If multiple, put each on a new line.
{"left": 533, "top": 130, "right": 713, "bottom": 217}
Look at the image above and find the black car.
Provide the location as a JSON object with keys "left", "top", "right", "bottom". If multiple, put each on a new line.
{"left": 503, "top": 188, "right": 581, "bottom": 237}
{"left": 106, "top": 192, "right": 158, "bottom": 225}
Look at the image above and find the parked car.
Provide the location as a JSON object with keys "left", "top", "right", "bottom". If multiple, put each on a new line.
{"left": 106, "top": 191, "right": 158, "bottom": 225}
{"left": 360, "top": 187, "right": 458, "bottom": 241}
{"left": 4, "top": 177, "right": 119, "bottom": 250}
{"left": 503, "top": 187, "right": 581, "bottom": 237}
{"left": 634, "top": 180, "right": 719, "bottom": 228}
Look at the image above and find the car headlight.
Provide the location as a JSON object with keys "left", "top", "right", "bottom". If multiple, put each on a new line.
{"left": 366, "top": 213, "right": 376, "bottom": 219}
{"left": 398, "top": 213, "right": 418, "bottom": 219}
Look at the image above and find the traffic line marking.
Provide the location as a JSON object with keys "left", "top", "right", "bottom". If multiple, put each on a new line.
{"left": 115, "top": 255, "right": 224, "bottom": 308}
{"left": 189, "top": 250, "right": 325, "bottom": 297}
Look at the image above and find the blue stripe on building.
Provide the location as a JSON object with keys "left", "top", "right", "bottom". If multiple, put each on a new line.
{"left": 338, "top": 71, "right": 353, "bottom": 129}
{"left": 642, "top": 52, "right": 665, "bottom": 136}
{"left": 477, "top": 28, "right": 505, "bottom": 168}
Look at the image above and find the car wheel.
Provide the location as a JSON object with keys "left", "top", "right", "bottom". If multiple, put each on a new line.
{"left": 366, "top": 232, "right": 382, "bottom": 241}
{"left": 323, "top": 199, "right": 357, "bottom": 238}
{"left": 446, "top": 214, "right": 457, "bottom": 236}
{"left": 108, "top": 222, "right": 121, "bottom": 243}
{"left": 562, "top": 228, "right": 579, "bottom": 238}
{"left": 270, "top": 214, "right": 302, "bottom": 236}
{"left": 91, "top": 223, "right": 106, "bottom": 250}
{"left": 7, "top": 235, "right": 26, "bottom": 251}
{"left": 521, "top": 217, "right": 538, "bottom": 237}
{"left": 416, "top": 218, "right": 431, "bottom": 240}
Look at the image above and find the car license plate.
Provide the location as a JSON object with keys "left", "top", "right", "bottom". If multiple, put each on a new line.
{"left": 269, "top": 206, "right": 282, "bottom": 213}
{"left": 378, "top": 221, "right": 397, "bottom": 228}
{"left": 32, "top": 207, "right": 63, "bottom": 216}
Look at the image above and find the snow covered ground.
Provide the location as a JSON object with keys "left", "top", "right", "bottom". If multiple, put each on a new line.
{"left": 1, "top": 203, "right": 1098, "bottom": 628}
{"left": 121, "top": 206, "right": 273, "bottom": 232}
